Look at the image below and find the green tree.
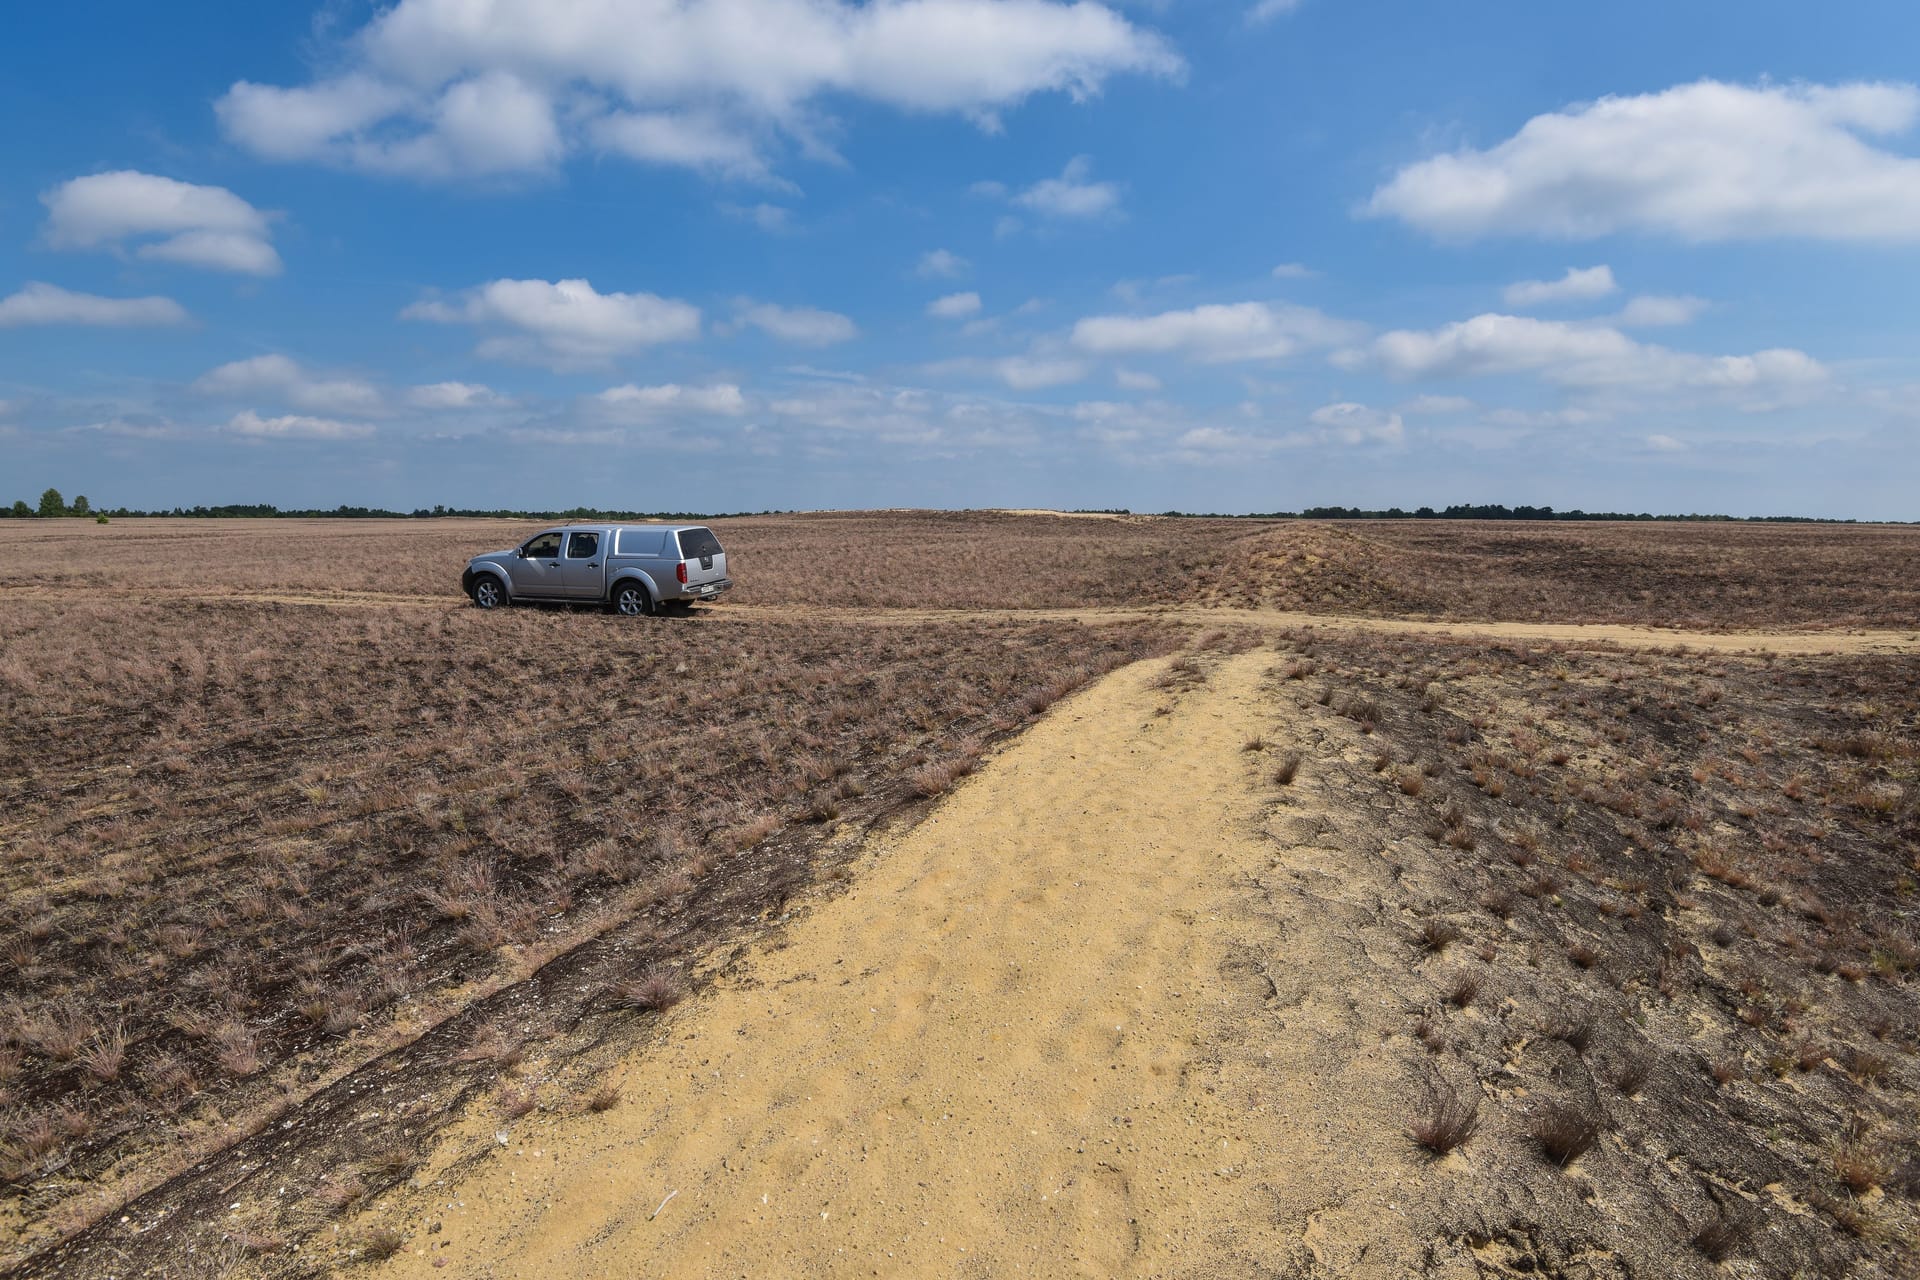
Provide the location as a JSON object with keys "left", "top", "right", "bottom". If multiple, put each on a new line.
{"left": 70, "top": 494, "right": 91, "bottom": 516}
{"left": 8, "top": 500, "right": 29, "bottom": 518}
{"left": 37, "top": 488, "right": 65, "bottom": 518}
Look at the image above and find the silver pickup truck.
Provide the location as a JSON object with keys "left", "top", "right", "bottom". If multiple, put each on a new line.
{"left": 461, "top": 523, "right": 733, "bottom": 615}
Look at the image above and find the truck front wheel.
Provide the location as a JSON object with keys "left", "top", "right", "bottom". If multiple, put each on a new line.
{"left": 612, "top": 581, "right": 654, "bottom": 617}
{"left": 470, "top": 576, "right": 506, "bottom": 609}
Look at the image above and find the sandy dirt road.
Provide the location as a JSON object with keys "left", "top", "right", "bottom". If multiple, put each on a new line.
{"left": 7, "top": 581, "right": 1915, "bottom": 654}
{"left": 360, "top": 651, "right": 1448, "bottom": 1278}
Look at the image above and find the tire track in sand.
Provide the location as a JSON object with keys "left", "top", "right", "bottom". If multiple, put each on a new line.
{"left": 357, "top": 651, "right": 1445, "bottom": 1278}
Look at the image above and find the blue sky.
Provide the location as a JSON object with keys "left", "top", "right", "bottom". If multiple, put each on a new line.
{"left": 4, "top": 0, "right": 1919, "bottom": 517}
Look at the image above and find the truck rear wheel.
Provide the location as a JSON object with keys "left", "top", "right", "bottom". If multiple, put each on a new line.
{"left": 612, "top": 581, "right": 654, "bottom": 617}
{"left": 470, "top": 576, "right": 506, "bottom": 609}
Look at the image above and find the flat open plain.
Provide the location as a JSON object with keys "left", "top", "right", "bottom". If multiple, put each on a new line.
{"left": 3, "top": 514, "right": 1917, "bottom": 1278}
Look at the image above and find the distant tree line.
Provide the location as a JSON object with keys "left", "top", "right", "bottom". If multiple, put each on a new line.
{"left": 8, "top": 488, "right": 102, "bottom": 520}
{"left": 0, "top": 498, "right": 773, "bottom": 521}
{"left": 1, "top": 495, "right": 1894, "bottom": 524}
{"left": 1164, "top": 503, "right": 1877, "bottom": 524}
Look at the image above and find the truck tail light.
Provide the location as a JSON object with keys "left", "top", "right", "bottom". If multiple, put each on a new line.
{"left": 676, "top": 562, "right": 689, "bottom": 584}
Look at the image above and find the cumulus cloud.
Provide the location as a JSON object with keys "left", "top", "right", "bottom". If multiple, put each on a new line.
{"left": 1011, "top": 155, "right": 1122, "bottom": 218}
{"left": 1367, "top": 80, "right": 1920, "bottom": 241}
{"left": 42, "top": 171, "right": 281, "bottom": 275}
{"left": 994, "top": 355, "right": 1087, "bottom": 389}
{"left": 1402, "top": 394, "right": 1474, "bottom": 413}
{"left": 1308, "top": 401, "right": 1404, "bottom": 446}
{"left": 0, "top": 282, "right": 188, "bottom": 328}
{"left": 928, "top": 291, "right": 983, "bottom": 319}
{"left": 916, "top": 249, "right": 970, "bottom": 278}
{"left": 1503, "top": 265, "right": 1617, "bottom": 307}
{"left": 194, "top": 355, "right": 384, "bottom": 415}
{"left": 590, "top": 110, "right": 777, "bottom": 182}
{"left": 738, "top": 301, "right": 857, "bottom": 345}
{"left": 1247, "top": 0, "right": 1305, "bottom": 22}
{"left": 1365, "top": 312, "right": 1828, "bottom": 394}
{"left": 1614, "top": 295, "right": 1709, "bottom": 327}
{"left": 226, "top": 409, "right": 375, "bottom": 440}
{"left": 722, "top": 202, "right": 793, "bottom": 232}
{"left": 1071, "top": 301, "right": 1361, "bottom": 362}
{"left": 597, "top": 382, "right": 748, "bottom": 413}
{"left": 408, "top": 381, "right": 504, "bottom": 409}
{"left": 215, "top": 0, "right": 1180, "bottom": 182}
{"left": 403, "top": 278, "right": 702, "bottom": 365}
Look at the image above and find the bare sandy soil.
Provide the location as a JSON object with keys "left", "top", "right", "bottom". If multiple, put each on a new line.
{"left": 353, "top": 650, "right": 1449, "bottom": 1277}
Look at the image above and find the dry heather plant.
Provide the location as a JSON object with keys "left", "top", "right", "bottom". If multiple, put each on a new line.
{"left": 1287, "top": 628, "right": 1920, "bottom": 1272}
{"left": 1528, "top": 1099, "right": 1603, "bottom": 1168}
{"left": 0, "top": 579, "right": 1170, "bottom": 1255}
{"left": 615, "top": 968, "right": 687, "bottom": 1012}
{"left": 1407, "top": 1081, "right": 1481, "bottom": 1156}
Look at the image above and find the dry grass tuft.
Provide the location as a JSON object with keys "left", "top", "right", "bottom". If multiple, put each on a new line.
{"left": 616, "top": 968, "right": 687, "bottom": 1013}
{"left": 1407, "top": 1081, "right": 1481, "bottom": 1156}
{"left": 1528, "top": 1099, "right": 1603, "bottom": 1167}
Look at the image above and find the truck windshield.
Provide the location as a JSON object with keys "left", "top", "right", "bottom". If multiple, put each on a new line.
{"left": 676, "top": 527, "right": 722, "bottom": 559}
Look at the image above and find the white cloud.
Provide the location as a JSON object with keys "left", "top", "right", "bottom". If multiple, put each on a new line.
{"left": 408, "top": 381, "right": 503, "bottom": 409}
{"left": 1270, "top": 262, "right": 1316, "bottom": 279}
{"left": 226, "top": 409, "right": 375, "bottom": 440}
{"left": 1614, "top": 294, "right": 1708, "bottom": 327}
{"left": 0, "top": 283, "right": 188, "bottom": 328}
{"left": 916, "top": 249, "right": 970, "bottom": 279}
{"left": 591, "top": 110, "right": 775, "bottom": 182}
{"left": 1402, "top": 394, "right": 1473, "bottom": 413}
{"left": 597, "top": 382, "right": 748, "bottom": 414}
{"left": 216, "top": 75, "right": 414, "bottom": 160}
{"left": 1484, "top": 407, "right": 1608, "bottom": 429}
{"left": 722, "top": 202, "right": 792, "bottom": 232}
{"left": 1308, "top": 401, "right": 1404, "bottom": 446}
{"left": 1368, "top": 80, "right": 1920, "bottom": 241}
{"left": 1012, "top": 155, "right": 1122, "bottom": 218}
{"left": 928, "top": 291, "right": 983, "bottom": 319}
{"left": 738, "top": 301, "right": 856, "bottom": 346}
{"left": 1646, "top": 433, "right": 1687, "bottom": 452}
{"left": 1247, "top": 0, "right": 1305, "bottom": 23}
{"left": 994, "top": 356, "right": 1087, "bottom": 390}
{"left": 216, "top": 0, "right": 1180, "bottom": 182}
{"left": 1071, "top": 300, "right": 1361, "bottom": 362}
{"left": 1174, "top": 425, "right": 1290, "bottom": 458}
{"left": 1502, "top": 265, "right": 1617, "bottom": 308}
{"left": 194, "top": 355, "right": 384, "bottom": 415}
{"left": 1366, "top": 312, "right": 1828, "bottom": 394}
{"left": 1114, "top": 367, "right": 1161, "bottom": 391}
{"left": 41, "top": 171, "right": 281, "bottom": 276}
{"left": 403, "top": 278, "right": 702, "bottom": 365}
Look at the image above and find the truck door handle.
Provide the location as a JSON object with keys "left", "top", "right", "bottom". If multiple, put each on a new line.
{"left": 586, "top": 562, "right": 598, "bottom": 568}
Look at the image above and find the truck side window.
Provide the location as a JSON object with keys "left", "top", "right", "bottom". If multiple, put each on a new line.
{"left": 523, "top": 532, "right": 562, "bottom": 558}
{"left": 566, "top": 532, "right": 599, "bottom": 559}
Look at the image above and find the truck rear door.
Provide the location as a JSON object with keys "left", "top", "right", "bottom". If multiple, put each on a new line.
{"left": 559, "top": 529, "right": 605, "bottom": 599}
{"left": 675, "top": 526, "right": 728, "bottom": 596}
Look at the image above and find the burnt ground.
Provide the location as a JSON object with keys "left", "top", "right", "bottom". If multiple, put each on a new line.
{"left": 1252, "top": 631, "right": 1920, "bottom": 1277}
{"left": 0, "top": 600, "right": 1173, "bottom": 1276}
